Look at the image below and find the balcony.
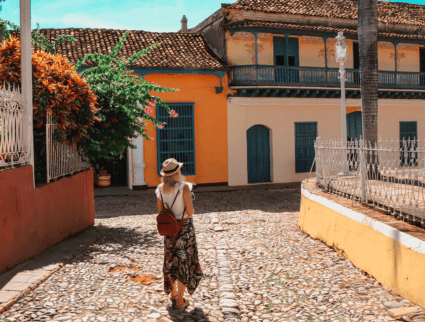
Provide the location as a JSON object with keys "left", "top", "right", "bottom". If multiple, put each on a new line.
{"left": 232, "top": 65, "right": 425, "bottom": 90}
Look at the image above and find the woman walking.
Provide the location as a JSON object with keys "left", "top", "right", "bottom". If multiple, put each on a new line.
{"left": 156, "top": 158, "right": 203, "bottom": 310}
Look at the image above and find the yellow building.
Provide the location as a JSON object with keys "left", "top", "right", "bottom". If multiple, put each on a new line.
{"left": 190, "top": 0, "right": 425, "bottom": 186}
{"left": 31, "top": 27, "right": 229, "bottom": 189}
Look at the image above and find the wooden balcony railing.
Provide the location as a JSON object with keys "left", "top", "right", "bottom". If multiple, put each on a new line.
{"left": 232, "top": 65, "right": 425, "bottom": 89}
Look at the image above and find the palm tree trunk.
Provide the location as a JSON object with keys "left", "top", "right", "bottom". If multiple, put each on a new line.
{"left": 358, "top": 0, "right": 379, "bottom": 179}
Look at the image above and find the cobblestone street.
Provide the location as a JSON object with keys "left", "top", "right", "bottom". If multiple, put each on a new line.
{"left": 1, "top": 188, "right": 425, "bottom": 322}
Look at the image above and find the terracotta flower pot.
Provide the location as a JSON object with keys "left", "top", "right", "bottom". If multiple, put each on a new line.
{"left": 97, "top": 174, "right": 111, "bottom": 187}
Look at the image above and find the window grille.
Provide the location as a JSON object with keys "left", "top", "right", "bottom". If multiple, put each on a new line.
{"left": 295, "top": 122, "right": 317, "bottom": 173}
{"left": 157, "top": 103, "right": 195, "bottom": 176}
{"left": 400, "top": 121, "right": 418, "bottom": 167}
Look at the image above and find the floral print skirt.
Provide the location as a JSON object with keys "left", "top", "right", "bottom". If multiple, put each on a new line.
{"left": 163, "top": 218, "right": 203, "bottom": 295}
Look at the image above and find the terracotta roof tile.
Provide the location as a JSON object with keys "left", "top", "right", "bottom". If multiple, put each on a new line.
{"left": 10, "top": 28, "right": 228, "bottom": 69}
{"left": 224, "top": 20, "right": 425, "bottom": 41}
{"left": 222, "top": 0, "right": 425, "bottom": 27}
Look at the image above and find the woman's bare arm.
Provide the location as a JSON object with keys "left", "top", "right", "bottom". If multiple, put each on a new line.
{"left": 157, "top": 198, "right": 164, "bottom": 213}
{"left": 183, "top": 184, "right": 194, "bottom": 218}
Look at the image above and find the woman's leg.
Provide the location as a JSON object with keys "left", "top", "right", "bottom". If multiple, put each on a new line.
{"left": 170, "top": 280, "right": 178, "bottom": 299}
{"left": 175, "top": 279, "right": 186, "bottom": 306}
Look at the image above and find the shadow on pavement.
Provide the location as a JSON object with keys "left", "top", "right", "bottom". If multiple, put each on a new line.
{"left": 95, "top": 188, "right": 301, "bottom": 218}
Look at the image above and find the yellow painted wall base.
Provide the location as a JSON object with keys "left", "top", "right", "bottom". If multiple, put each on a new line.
{"left": 299, "top": 188, "right": 425, "bottom": 308}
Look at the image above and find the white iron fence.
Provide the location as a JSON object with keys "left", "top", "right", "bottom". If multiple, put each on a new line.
{"left": 46, "top": 112, "right": 91, "bottom": 183}
{"left": 315, "top": 136, "right": 425, "bottom": 227}
{"left": 0, "top": 81, "right": 28, "bottom": 168}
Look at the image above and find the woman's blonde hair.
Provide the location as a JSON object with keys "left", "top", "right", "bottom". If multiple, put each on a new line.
{"left": 161, "top": 170, "right": 185, "bottom": 194}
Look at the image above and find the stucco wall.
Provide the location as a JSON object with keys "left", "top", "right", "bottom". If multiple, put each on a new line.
{"left": 0, "top": 166, "right": 94, "bottom": 274}
{"left": 227, "top": 98, "right": 425, "bottom": 186}
{"left": 225, "top": 30, "right": 423, "bottom": 73}
{"left": 140, "top": 73, "right": 228, "bottom": 187}
{"left": 299, "top": 180, "right": 425, "bottom": 308}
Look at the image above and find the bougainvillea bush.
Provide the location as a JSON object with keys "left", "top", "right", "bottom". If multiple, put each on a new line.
{"left": 75, "top": 30, "right": 179, "bottom": 163}
{"left": 0, "top": 36, "right": 98, "bottom": 182}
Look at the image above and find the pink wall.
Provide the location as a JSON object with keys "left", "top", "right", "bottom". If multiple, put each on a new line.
{"left": 0, "top": 166, "right": 94, "bottom": 273}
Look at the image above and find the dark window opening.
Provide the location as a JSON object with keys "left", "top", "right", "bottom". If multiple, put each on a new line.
{"left": 276, "top": 55, "right": 285, "bottom": 66}
{"left": 288, "top": 56, "right": 296, "bottom": 66}
{"left": 353, "top": 42, "right": 360, "bottom": 70}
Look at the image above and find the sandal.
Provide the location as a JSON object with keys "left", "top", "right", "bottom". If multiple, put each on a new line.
{"left": 175, "top": 298, "right": 190, "bottom": 310}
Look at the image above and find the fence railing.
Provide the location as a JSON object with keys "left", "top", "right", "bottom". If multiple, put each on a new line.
{"left": 0, "top": 81, "right": 28, "bottom": 168}
{"left": 46, "top": 112, "right": 91, "bottom": 183}
{"left": 232, "top": 65, "right": 425, "bottom": 89}
{"left": 315, "top": 137, "right": 425, "bottom": 227}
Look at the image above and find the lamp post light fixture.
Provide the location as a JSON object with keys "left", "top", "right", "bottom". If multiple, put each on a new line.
{"left": 335, "top": 31, "right": 349, "bottom": 175}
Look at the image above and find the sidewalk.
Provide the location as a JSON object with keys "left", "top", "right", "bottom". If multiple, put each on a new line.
{"left": 0, "top": 225, "right": 111, "bottom": 314}
{"left": 94, "top": 182, "right": 301, "bottom": 197}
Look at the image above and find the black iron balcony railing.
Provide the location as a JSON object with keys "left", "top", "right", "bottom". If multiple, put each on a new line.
{"left": 232, "top": 65, "right": 425, "bottom": 89}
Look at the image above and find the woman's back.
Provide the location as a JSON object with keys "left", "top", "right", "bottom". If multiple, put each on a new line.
{"left": 156, "top": 182, "right": 192, "bottom": 220}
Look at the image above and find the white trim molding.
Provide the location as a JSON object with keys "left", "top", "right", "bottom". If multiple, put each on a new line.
{"left": 132, "top": 135, "right": 146, "bottom": 188}
{"left": 228, "top": 97, "right": 425, "bottom": 107}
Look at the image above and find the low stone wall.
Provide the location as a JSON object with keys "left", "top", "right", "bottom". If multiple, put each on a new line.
{"left": 0, "top": 166, "right": 94, "bottom": 274}
{"left": 299, "top": 178, "right": 425, "bottom": 309}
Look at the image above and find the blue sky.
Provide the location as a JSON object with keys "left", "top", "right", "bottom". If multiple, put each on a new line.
{"left": 1, "top": 0, "right": 425, "bottom": 32}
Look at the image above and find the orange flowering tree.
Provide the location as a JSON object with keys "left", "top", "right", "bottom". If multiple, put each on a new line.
{"left": 75, "top": 30, "right": 179, "bottom": 163}
{"left": 0, "top": 36, "right": 98, "bottom": 182}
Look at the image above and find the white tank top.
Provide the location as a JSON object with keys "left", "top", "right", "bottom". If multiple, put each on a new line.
{"left": 155, "top": 182, "right": 193, "bottom": 220}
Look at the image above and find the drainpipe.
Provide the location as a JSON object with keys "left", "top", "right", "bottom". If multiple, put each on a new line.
{"left": 181, "top": 15, "right": 188, "bottom": 33}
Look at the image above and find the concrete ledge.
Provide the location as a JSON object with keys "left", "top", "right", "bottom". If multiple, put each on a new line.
{"left": 299, "top": 178, "right": 425, "bottom": 309}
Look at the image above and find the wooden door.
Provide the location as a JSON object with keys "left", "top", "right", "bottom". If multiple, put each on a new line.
{"left": 273, "top": 37, "right": 299, "bottom": 83}
{"left": 247, "top": 125, "right": 271, "bottom": 183}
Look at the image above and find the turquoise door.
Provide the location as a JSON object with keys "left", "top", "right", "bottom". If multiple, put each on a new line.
{"left": 346, "top": 111, "right": 363, "bottom": 141}
{"left": 247, "top": 125, "right": 271, "bottom": 183}
{"left": 273, "top": 37, "right": 299, "bottom": 83}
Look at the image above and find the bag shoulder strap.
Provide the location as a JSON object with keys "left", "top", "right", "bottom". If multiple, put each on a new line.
{"left": 169, "top": 188, "right": 180, "bottom": 210}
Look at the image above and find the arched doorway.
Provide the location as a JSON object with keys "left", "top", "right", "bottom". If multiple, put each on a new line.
{"left": 247, "top": 125, "right": 271, "bottom": 183}
{"left": 346, "top": 111, "right": 363, "bottom": 141}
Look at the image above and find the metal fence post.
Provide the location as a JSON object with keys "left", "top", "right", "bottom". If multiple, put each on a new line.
{"left": 315, "top": 137, "right": 322, "bottom": 183}
{"left": 359, "top": 137, "right": 366, "bottom": 203}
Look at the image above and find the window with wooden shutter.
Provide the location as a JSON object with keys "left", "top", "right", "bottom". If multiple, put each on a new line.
{"left": 400, "top": 121, "right": 418, "bottom": 167}
{"left": 295, "top": 122, "right": 317, "bottom": 173}
{"left": 157, "top": 103, "right": 195, "bottom": 176}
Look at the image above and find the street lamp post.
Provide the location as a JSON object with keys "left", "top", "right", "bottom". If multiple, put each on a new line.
{"left": 335, "top": 31, "right": 349, "bottom": 175}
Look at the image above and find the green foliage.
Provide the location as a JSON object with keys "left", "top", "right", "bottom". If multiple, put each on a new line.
{"left": 76, "top": 30, "right": 179, "bottom": 163}
{"left": 0, "top": 20, "right": 77, "bottom": 54}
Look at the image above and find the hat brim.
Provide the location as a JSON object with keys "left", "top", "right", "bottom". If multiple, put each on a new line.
{"left": 160, "top": 162, "right": 184, "bottom": 177}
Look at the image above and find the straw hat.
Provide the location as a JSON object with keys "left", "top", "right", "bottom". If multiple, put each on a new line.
{"left": 160, "top": 158, "right": 184, "bottom": 177}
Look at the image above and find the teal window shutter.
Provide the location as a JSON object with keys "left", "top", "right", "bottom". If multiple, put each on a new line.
{"left": 400, "top": 121, "right": 417, "bottom": 141}
{"left": 399, "top": 121, "right": 418, "bottom": 167}
{"left": 295, "top": 122, "right": 317, "bottom": 173}
{"left": 157, "top": 103, "right": 195, "bottom": 176}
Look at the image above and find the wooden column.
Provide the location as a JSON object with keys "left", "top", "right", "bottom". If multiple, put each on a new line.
{"left": 285, "top": 33, "right": 290, "bottom": 67}
{"left": 20, "top": 0, "right": 34, "bottom": 187}
{"left": 323, "top": 36, "right": 329, "bottom": 69}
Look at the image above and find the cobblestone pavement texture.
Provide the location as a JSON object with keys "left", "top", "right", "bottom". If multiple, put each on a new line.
{"left": 1, "top": 188, "right": 425, "bottom": 322}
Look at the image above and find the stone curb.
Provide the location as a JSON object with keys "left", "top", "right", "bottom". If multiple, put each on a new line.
{"left": 0, "top": 226, "right": 112, "bottom": 315}
{"left": 211, "top": 214, "right": 241, "bottom": 322}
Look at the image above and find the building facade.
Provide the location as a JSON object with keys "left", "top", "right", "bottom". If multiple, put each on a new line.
{"left": 27, "top": 28, "right": 229, "bottom": 189}
{"left": 190, "top": 0, "right": 425, "bottom": 186}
